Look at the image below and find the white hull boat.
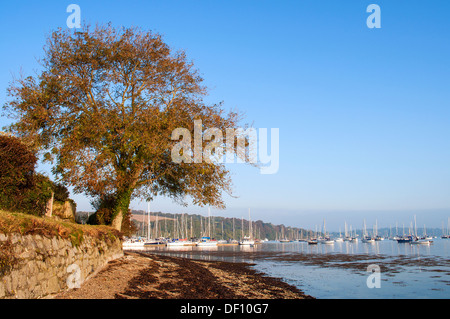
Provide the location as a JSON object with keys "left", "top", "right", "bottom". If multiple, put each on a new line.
{"left": 239, "top": 240, "right": 255, "bottom": 246}
{"left": 197, "top": 236, "right": 218, "bottom": 247}
{"left": 197, "top": 241, "right": 218, "bottom": 247}
{"left": 166, "top": 241, "right": 186, "bottom": 247}
{"left": 411, "top": 239, "right": 432, "bottom": 245}
{"left": 123, "top": 240, "right": 146, "bottom": 250}
{"left": 239, "top": 234, "right": 255, "bottom": 246}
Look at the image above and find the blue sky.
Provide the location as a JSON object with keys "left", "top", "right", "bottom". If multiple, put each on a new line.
{"left": 1, "top": 1, "right": 449, "bottom": 231}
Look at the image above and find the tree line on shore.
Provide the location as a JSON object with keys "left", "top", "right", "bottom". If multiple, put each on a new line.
{"left": 126, "top": 210, "right": 314, "bottom": 241}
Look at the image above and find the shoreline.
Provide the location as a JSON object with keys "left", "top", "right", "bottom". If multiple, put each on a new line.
{"left": 56, "top": 251, "right": 314, "bottom": 299}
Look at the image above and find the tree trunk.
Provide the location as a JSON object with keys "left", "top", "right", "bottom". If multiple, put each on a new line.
{"left": 45, "top": 192, "right": 54, "bottom": 217}
{"left": 110, "top": 188, "right": 133, "bottom": 231}
{"left": 111, "top": 210, "right": 123, "bottom": 231}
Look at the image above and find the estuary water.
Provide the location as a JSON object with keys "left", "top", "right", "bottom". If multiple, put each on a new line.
{"left": 138, "top": 239, "right": 450, "bottom": 299}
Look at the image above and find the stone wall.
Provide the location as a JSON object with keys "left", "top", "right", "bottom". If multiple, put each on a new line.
{"left": 0, "top": 232, "right": 123, "bottom": 299}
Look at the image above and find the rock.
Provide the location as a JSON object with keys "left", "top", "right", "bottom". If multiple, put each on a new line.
{"left": 47, "top": 276, "right": 60, "bottom": 294}
{"left": 52, "top": 201, "right": 76, "bottom": 222}
{"left": 51, "top": 237, "right": 59, "bottom": 250}
{"left": 0, "top": 282, "right": 5, "bottom": 298}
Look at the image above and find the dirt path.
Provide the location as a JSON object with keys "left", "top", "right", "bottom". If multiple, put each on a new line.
{"left": 56, "top": 252, "right": 313, "bottom": 299}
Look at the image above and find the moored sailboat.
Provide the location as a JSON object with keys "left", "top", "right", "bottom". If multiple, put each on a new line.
{"left": 319, "top": 219, "right": 334, "bottom": 244}
{"left": 197, "top": 236, "right": 218, "bottom": 247}
{"left": 123, "top": 237, "right": 147, "bottom": 249}
{"left": 239, "top": 209, "right": 255, "bottom": 246}
{"left": 411, "top": 238, "right": 432, "bottom": 245}
{"left": 361, "top": 220, "right": 375, "bottom": 243}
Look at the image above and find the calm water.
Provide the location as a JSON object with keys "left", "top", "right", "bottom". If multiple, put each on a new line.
{"left": 136, "top": 239, "right": 450, "bottom": 299}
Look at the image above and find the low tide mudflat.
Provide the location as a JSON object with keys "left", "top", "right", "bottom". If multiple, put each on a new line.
{"left": 56, "top": 252, "right": 313, "bottom": 299}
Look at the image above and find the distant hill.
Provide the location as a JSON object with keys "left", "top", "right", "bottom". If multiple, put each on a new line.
{"left": 130, "top": 210, "right": 315, "bottom": 241}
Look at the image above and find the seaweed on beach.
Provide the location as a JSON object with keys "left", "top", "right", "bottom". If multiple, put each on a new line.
{"left": 148, "top": 249, "right": 450, "bottom": 279}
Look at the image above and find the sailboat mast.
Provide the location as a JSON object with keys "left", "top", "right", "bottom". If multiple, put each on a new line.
{"left": 414, "top": 215, "right": 417, "bottom": 238}
{"left": 363, "top": 219, "right": 366, "bottom": 237}
{"left": 200, "top": 216, "right": 203, "bottom": 237}
{"left": 249, "top": 208, "right": 252, "bottom": 239}
{"left": 185, "top": 214, "right": 188, "bottom": 239}
{"left": 147, "top": 202, "right": 150, "bottom": 241}
{"left": 233, "top": 218, "right": 235, "bottom": 240}
{"left": 447, "top": 217, "right": 450, "bottom": 236}
{"left": 208, "top": 207, "right": 211, "bottom": 238}
{"left": 173, "top": 214, "right": 176, "bottom": 239}
{"left": 375, "top": 219, "right": 378, "bottom": 237}
{"left": 155, "top": 213, "right": 158, "bottom": 239}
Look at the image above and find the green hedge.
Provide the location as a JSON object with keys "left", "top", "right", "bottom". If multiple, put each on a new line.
{"left": 0, "top": 135, "right": 70, "bottom": 216}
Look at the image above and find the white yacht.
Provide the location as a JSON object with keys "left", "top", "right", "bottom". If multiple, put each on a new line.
{"left": 239, "top": 236, "right": 255, "bottom": 246}
{"left": 123, "top": 238, "right": 146, "bottom": 249}
{"left": 197, "top": 237, "right": 218, "bottom": 247}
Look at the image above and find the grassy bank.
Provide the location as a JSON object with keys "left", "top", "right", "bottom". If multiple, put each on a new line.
{"left": 0, "top": 209, "right": 122, "bottom": 247}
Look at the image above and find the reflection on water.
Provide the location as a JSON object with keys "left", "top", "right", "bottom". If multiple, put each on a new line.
{"left": 131, "top": 239, "right": 450, "bottom": 299}
{"left": 134, "top": 239, "right": 448, "bottom": 257}
{"left": 253, "top": 240, "right": 442, "bottom": 257}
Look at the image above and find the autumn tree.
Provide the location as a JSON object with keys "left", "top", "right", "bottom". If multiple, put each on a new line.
{"left": 3, "top": 25, "right": 247, "bottom": 230}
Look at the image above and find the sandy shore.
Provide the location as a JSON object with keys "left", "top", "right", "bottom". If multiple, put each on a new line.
{"left": 56, "top": 252, "right": 313, "bottom": 299}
